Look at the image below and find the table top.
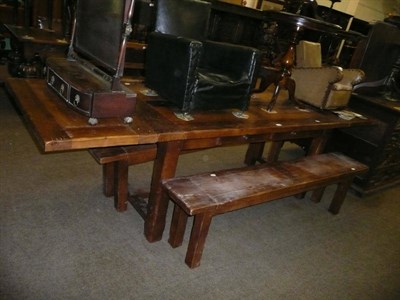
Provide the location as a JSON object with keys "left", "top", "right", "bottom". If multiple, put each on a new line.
{"left": 6, "top": 78, "right": 373, "bottom": 152}
{"left": 4, "top": 24, "right": 69, "bottom": 46}
{"left": 263, "top": 10, "right": 342, "bottom": 34}
{"left": 263, "top": 10, "right": 366, "bottom": 41}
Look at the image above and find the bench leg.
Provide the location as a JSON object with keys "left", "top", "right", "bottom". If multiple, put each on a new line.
{"left": 329, "top": 179, "right": 353, "bottom": 215}
{"left": 168, "top": 204, "right": 189, "bottom": 248}
{"left": 310, "top": 187, "right": 326, "bottom": 203}
{"left": 102, "top": 163, "right": 115, "bottom": 197}
{"left": 114, "top": 160, "right": 129, "bottom": 212}
{"left": 185, "top": 212, "right": 213, "bottom": 268}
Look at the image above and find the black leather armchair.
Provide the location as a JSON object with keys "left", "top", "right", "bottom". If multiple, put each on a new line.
{"left": 145, "top": 0, "right": 260, "bottom": 114}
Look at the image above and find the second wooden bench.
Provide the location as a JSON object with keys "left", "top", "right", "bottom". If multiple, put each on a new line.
{"left": 162, "top": 152, "right": 368, "bottom": 268}
{"left": 89, "top": 144, "right": 157, "bottom": 211}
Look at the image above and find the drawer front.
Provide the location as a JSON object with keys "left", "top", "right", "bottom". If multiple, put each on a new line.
{"left": 47, "top": 68, "right": 69, "bottom": 100}
{"left": 47, "top": 67, "right": 92, "bottom": 117}
{"left": 69, "top": 87, "right": 92, "bottom": 116}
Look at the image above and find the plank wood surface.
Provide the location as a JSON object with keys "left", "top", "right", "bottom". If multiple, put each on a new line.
{"left": 164, "top": 153, "right": 368, "bottom": 215}
{"left": 6, "top": 78, "right": 373, "bottom": 152}
{"left": 164, "top": 152, "right": 369, "bottom": 268}
{"left": 5, "top": 77, "right": 375, "bottom": 242}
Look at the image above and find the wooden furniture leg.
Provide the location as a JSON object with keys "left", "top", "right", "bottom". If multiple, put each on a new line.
{"left": 103, "top": 163, "right": 115, "bottom": 197}
{"left": 308, "top": 131, "right": 330, "bottom": 156}
{"left": 306, "top": 131, "right": 331, "bottom": 201}
{"left": 244, "top": 142, "right": 265, "bottom": 165}
{"left": 329, "top": 179, "right": 353, "bottom": 214}
{"left": 264, "top": 140, "right": 284, "bottom": 163}
{"left": 114, "top": 160, "right": 129, "bottom": 212}
{"left": 185, "top": 212, "right": 213, "bottom": 268}
{"left": 244, "top": 140, "right": 285, "bottom": 166}
{"left": 90, "top": 144, "right": 158, "bottom": 212}
{"left": 168, "top": 204, "right": 189, "bottom": 248}
{"left": 145, "top": 140, "right": 184, "bottom": 243}
{"left": 310, "top": 187, "right": 326, "bottom": 203}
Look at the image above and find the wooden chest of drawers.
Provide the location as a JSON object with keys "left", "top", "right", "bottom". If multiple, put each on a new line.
{"left": 327, "top": 94, "right": 400, "bottom": 196}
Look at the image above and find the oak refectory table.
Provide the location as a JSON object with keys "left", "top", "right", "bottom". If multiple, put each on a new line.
{"left": 5, "top": 78, "right": 374, "bottom": 242}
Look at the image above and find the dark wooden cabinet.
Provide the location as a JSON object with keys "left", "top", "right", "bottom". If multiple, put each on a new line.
{"left": 208, "top": 1, "right": 264, "bottom": 47}
{"left": 0, "top": 2, "right": 25, "bottom": 26}
{"left": 327, "top": 94, "right": 400, "bottom": 196}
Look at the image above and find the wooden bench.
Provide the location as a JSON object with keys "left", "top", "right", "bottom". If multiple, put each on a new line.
{"left": 162, "top": 152, "right": 368, "bottom": 268}
{"left": 89, "top": 136, "right": 257, "bottom": 212}
{"left": 89, "top": 144, "right": 157, "bottom": 211}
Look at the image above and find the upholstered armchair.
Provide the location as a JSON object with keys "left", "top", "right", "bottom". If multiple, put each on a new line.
{"left": 291, "top": 40, "right": 365, "bottom": 109}
{"left": 145, "top": 0, "right": 260, "bottom": 115}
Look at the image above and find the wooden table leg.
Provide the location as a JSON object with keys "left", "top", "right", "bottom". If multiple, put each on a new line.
{"left": 244, "top": 140, "right": 284, "bottom": 166}
{"left": 306, "top": 130, "right": 332, "bottom": 201}
{"left": 264, "top": 140, "right": 284, "bottom": 163}
{"left": 244, "top": 142, "right": 265, "bottom": 165}
{"left": 144, "top": 140, "right": 184, "bottom": 242}
{"left": 308, "top": 130, "right": 331, "bottom": 156}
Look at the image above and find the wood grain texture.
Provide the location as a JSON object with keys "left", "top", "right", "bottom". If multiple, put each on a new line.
{"left": 6, "top": 78, "right": 373, "bottom": 152}
{"left": 164, "top": 152, "right": 368, "bottom": 268}
{"left": 163, "top": 152, "right": 369, "bottom": 216}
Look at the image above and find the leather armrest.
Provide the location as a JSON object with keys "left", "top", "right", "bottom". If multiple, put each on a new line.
{"left": 145, "top": 32, "right": 203, "bottom": 110}
{"left": 145, "top": 32, "right": 203, "bottom": 80}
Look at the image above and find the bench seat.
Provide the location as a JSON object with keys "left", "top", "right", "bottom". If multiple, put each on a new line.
{"left": 162, "top": 152, "right": 368, "bottom": 268}
{"left": 89, "top": 137, "right": 252, "bottom": 211}
{"left": 89, "top": 144, "right": 157, "bottom": 211}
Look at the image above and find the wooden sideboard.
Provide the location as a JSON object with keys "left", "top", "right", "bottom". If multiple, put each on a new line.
{"left": 326, "top": 94, "right": 400, "bottom": 196}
